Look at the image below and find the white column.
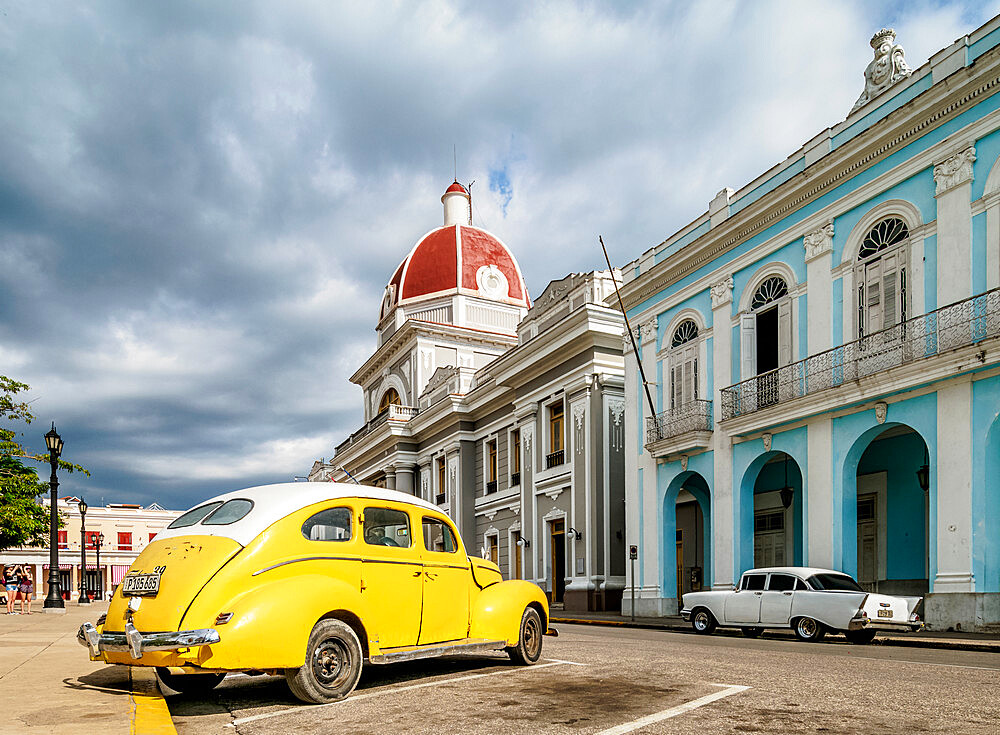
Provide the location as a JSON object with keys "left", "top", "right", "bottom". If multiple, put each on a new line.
{"left": 934, "top": 146, "right": 976, "bottom": 306}
{"left": 806, "top": 417, "right": 833, "bottom": 567}
{"left": 934, "top": 379, "right": 975, "bottom": 592}
{"left": 804, "top": 222, "right": 834, "bottom": 354}
{"left": 622, "top": 329, "right": 642, "bottom": 613}
{"left": 710, "top": 276, "right": 735, "bottom": 589}
{"left": 638, "top": 318, "right": 660, "bottom": 602}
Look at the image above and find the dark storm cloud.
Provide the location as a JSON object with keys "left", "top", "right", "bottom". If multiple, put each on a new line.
{"left": 0, "top": 0, "right": 995, "bottom": 509}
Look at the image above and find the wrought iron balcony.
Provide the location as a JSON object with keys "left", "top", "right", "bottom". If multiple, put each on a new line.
{"left": 510, "top": 471, "right": 521, "bottom": 486}
{"left": 545, "top": 449, "right": 565, "bottom": 469}
{"left": 645, "top": 400, "right": 713, "bottom": 444}
{"left": 485, "top": 480, "right": 497, "bottom": 494}
{"left": 721, "top": 288, "right": 1000, "bottom": 420}
{"left": 436, "top": 492, "right": 446, "bottom": 505}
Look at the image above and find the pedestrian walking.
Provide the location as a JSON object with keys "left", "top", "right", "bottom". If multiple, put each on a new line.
{"left": 4, "top": 565, "right": 20, "bottom": 614}
{"left": 16, "top": 568, "right": 32, "bottom": 615}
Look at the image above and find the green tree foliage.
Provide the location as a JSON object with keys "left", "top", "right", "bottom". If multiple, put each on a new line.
{"left": 0, "top": 376, "right": 88, "bottom": 551}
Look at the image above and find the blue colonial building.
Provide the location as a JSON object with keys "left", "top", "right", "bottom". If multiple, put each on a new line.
{"left": 618, "top": 20, "right": 1000, "bottom": 630}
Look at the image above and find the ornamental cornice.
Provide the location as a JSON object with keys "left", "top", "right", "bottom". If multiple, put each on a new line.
{"left": 934, "top": 145, "right": 976, "bottom": 196}
{"left": 710, "top": 276, "right": 734, "bottom": 309}
{"left": 803, "top": 221, "right": 835, "bottom": 262}
{"left": 617, "top": 57, "right": 1000, "bottom": 314}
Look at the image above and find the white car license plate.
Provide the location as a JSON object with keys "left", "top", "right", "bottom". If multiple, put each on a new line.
{"left": 122, "top": 573, "right": 161, "bottom": 596}
{"left": 877, "top": 609, "right": 893, "bottom": 618}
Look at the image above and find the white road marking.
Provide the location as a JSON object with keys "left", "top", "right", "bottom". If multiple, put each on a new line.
{"left": 229, "top": 659, "right": 585, "bottom": 727}
{"left": 593, "top": 683, "right": 751, "bottom": 735}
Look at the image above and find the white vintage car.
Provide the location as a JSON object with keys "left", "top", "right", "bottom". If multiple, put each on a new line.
{"left": 680, "top": 566, "right": 922, "bottom": 643}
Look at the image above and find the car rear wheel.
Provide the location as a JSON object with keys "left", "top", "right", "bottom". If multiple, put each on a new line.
{"left": 741, "top": 627, "right": 764, "bottom": 638}
{"left": 691, "top": 608, "right": 717, "bottom": 635}
{"left": 846, "top": 629, "right": 877, "bottom": 645}
{"left": 507, "top": 606, "right": 543, "bottom": 665}
{"left": 793, "top": 616, "right": 826, "bottom": 642}
{"left": 285, "top": 619, "right": 363, "bottom": 704}
{"left": 155, "top": 668, "right": 226, "bottom": 695}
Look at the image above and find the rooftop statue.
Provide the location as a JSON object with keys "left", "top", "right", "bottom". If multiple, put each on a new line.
{"left": 851, "top": 28, "right": 913, "bottom": 113}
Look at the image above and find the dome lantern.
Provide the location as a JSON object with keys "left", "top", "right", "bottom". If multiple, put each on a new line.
{"left": 442, "top": 181, "right": 471, "bottom": 226}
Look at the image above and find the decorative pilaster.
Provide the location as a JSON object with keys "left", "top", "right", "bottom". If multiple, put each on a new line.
{"left": 803, "top": 222, "right": 834, "bottom": 262}
{"left": 934, "top": 146, "right": 976, "bottom": 196}
{"left": 710, "top": 276, "right": 734, "bottom": 309}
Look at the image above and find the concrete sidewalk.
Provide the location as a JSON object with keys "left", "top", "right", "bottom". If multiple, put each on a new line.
{"left": 551, "top": 609, "right": 1000, "bottom": 653}
{"left": 0, "top": 600, "right": 146, "bottom": 734}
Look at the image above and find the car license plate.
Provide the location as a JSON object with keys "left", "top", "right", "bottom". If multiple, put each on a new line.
{"left": 122, "top": 572, "right": 161, "bottom": 596}
{"left": 877, "top": 609, "right": 893, "bottom": 618}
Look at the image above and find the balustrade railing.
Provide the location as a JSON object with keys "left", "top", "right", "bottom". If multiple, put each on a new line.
{"left": 545, "top": 449, "right": 565, "bottom": 469}
{"left": 721, "top": 289, "right": 1000, "bottom": 420}
{"left": 435, "top": 492, "right": 446, "bottom": 505}
{"left": 485, "top": 480, "right": 497, "bottom": 494}
{"left": 510, "top": 472, "right": 521, "bottom": 486}
{"left": 645, "top": 399, "right": 713, "bottom": 444}
{"left": 333, "top": 404, "right": 419, "bottom": 457}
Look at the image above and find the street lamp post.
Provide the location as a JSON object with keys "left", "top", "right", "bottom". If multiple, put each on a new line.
{"left": 43, "top": 424, "right": 65, "bottom": 612}
{"left": 96, "top": 533, "right": 104, "bottom": 601}
{"left": 78, "top": 498, "right": 90, "bottom": 604}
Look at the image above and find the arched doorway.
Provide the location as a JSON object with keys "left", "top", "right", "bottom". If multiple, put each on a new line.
{"left": 662, "top": 471, "right": 712, "bottom": 608}
{"left": 842, "top": 423, "right": 930, "bottom": 594}
{"left": 737, "top": 451, "right": 804, "bottom": 573}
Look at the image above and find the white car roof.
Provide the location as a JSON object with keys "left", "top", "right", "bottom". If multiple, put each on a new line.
{"left": 741, "top": 567, "right": 850, "bottom": 578}
{"left": 152, "top": 482, "right": 441, "bottom": 547}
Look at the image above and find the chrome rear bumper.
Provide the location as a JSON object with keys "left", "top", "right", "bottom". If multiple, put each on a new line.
{"left": 78, "top": 621, "right": 220, "bottom": 659}
{"left": 848, "top": 616, "right": 923, "bottom": 632}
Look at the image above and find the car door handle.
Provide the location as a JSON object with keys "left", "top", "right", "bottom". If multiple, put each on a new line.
{"left": 412, "top": 570, "right": 423, "bottom": 577}
{"left": 754, "top": 592, "right": 762, "bottom": 596}
{"left": 782, "top": 591, "right": 793, "bottom": 596}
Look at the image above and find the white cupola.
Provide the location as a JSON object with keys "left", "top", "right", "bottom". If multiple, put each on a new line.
{"left": 441, "top": 181, "right": 472, "bottom": 226}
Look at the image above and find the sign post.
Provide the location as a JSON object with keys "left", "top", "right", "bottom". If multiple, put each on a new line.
{"left": 629, "top": 544, "right": 638, "bottom": 622}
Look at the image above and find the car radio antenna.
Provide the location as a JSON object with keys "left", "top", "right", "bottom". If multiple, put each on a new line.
{"left": 337, "top": 465, "right": 361, "bottom": 484}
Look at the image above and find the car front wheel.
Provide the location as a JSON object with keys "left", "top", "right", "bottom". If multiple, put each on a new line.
{"left": 846, "top": 629, "right": 877, "bottom": 645}
{"left": 285, "top": 619, "right": 363, "bottom": 704}
{"left": 691, "top": 608, "right": 717, "bottom": 635}
{"left": 155, "top": 668, "right": 226, "bottom": 695}
{"left": 507, "top": 606, "right": 543, "bottom": 665}
{"left": 793, "top": 616, "right": 826, "bottom": 642}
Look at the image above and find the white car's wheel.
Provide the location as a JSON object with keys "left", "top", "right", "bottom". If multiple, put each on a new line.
{"left": 793, "top": 616, "right": 826, "bottom": 642}
{"left": 691, "top": 608, "right": 717, "bottom": 635}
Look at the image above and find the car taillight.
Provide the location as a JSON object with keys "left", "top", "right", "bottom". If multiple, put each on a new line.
{"left": 215, "top": 612, "right": 234, "bottom": 625}
{"left": 909, "top": 612, "right": 920, "bottom": 622}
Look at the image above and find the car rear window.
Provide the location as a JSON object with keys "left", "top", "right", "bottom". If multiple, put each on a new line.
{"left": 202, "top": 499, "right": 254, "bottom": 526}
{"left": 766, "top": 573, "right": 797, "bottom": 591}
{"left": 807, "top": 573, "right": 863, "bottom": 592}
{"left": 168, "top": 501, "right": 223, "bottom": 529}
{"left": 302, "top": 507, "right": 352, "bottom": 541}
{"left": 742, "top": 573, "right": 766, "bottom": 590}
{"left": 363, "top": 507, "right": 411, "bottom": 547}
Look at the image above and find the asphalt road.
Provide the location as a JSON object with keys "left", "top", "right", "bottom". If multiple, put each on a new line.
{"left": 167, "top": 623, "right": 1000, "bottom": 734}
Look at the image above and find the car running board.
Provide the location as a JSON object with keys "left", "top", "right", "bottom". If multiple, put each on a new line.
{"left": 369, "top": 637, "right": 507, "bottom": 665}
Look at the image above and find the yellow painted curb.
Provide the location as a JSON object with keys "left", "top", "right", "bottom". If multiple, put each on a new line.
{"left": 129, "top": 667, "right": 177, "bottom": 735}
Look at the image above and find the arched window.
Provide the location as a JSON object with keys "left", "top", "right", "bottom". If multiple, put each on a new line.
{"left": 750, "top": 277, "right": 789, "bottom": 310}
{"left": 670, "top": 320, "right": 699, "bottom": 347}
{"left": 856, "top": 217, "right": 909, "bottom": 338}
{"left": 378, "top": 388, "right": 401, "bottom": 413}
{"left": 669, "top": 320, "right": 700, "bottom": 409}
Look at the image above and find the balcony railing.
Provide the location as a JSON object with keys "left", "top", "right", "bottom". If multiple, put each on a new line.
{"left": 721, "top": 288, "right": 1000, "bottom": 420}
{"left": 645, "top": 399, "right": 713, "bottom": 444}
{"left": 436, "top": 492, "right": 446, "bottom": 505}
{"left": 333, "top": 404, "right": 419, "bottom": 457}
{"left": 485, "top": 480, "right": 497, "bottom": 494}
{"left": 510, "top": 471, "right": 521, "bottom": 486}
{"left": 545, "top": 449, "right": 565, "bottom": 469}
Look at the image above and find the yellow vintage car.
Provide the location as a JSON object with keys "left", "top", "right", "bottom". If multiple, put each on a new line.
{"left": 77, "top": 483, "right": 552, "bottom": 702}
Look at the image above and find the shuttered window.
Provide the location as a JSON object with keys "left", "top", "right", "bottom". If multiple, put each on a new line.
{"left": 669, "top": 320, "right": 699, "bottom": 409}
{"left": 856, "top": 218, "right": 909, "bottom": 338}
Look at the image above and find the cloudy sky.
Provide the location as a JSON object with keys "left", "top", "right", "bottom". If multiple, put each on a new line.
{"left": 1, "top": 0, "right": 997, "bottom": 510}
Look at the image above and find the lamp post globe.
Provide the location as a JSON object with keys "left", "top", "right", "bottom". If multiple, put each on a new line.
{"left": 78, "top": 498, "right": 90, "bottom": 605}
{"left": 42, "top": 424, "right": 65, "bottom": 612}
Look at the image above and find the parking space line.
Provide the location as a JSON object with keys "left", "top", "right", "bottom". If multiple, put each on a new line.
{"left": 593, "top": 683, "right": 751, "bottom": 735}
{"left": 130, "top": 667, "right": 178, "bottom": 735}
{"left": 230, "top": 659, "right": 585, "bottom": 727}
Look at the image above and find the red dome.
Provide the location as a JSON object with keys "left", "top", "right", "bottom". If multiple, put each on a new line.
{"left": 445, "top": 181, "right": 468, "bottom": 194}
{"left": 385, "top": 225, "right": 530, "bottom": 313}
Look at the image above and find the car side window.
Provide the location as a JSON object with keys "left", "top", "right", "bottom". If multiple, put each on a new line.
{"left": 301, "top": 507, "right": 352, "bottom": 541}
{"left": 742, "top": 573, "right": 766, "bottom": 590}
{"left": 766, "top": 573, "right": 796, "bottom": 591}
{"left": 795, "top": 578, "right": 810, "bottom": 591}
{"left": 422, "top": 517, "right": 457, "bottom": 553}
{"left": 363, "top": 507, "right": 411, "bottom": 548}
